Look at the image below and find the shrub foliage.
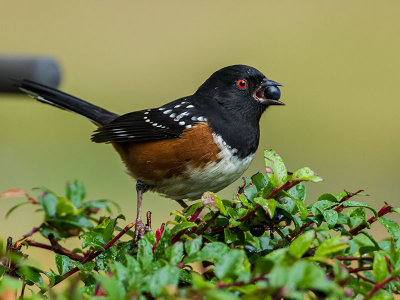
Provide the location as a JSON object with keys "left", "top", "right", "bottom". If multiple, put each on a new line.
{"left": 1, "top": 150, "right": 399, "bottom": 299}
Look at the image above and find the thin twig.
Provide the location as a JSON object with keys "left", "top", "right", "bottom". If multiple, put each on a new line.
{"left": 197, "top": 211, "right": 220, "bottom": 235}
{"left": 172, "top": 206, "right": 204, "bottom": 244}
{"left": 239, "top": 180, "right": 301, "bottom": 223}
{"left": 40, "top": 221, "right": 136, "bottom": 293}
{"left": 364, "top": 275, "right": 397, "bottom": 299}
{"left": 349, "top": 205, "right": 393, "bottom": 236}
{"left": 357, "top": 275, "right": 376, "bottom": 285}
{"left": 334, "top": 190, "right": 364, "bottom": 213}
{"left": 21, "top": 227, "right": 39, "bottom": 241}
{"left": 287, "top": 190, "right": 374, "bottom": 241}
{"left": 335, "top": 256, "right": 373, "bottom": 262}
{"left": 217, "top": 275, "right": 267, "bottom": 288}
{"left": 348, "top": 266, "right": 372, "bottom": 273}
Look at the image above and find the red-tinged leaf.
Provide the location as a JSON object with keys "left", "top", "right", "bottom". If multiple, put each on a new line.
{"left": 0, "top": 188, "right": 38, "bottom": 204}
{"left": 0, "top": 188, "right": 26, "bottom": 198}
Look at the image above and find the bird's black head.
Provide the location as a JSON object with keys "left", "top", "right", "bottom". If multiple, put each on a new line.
{"left": 194, "top": 65, "right": 284, "bottom": 122}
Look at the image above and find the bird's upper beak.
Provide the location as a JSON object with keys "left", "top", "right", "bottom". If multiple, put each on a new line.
{"left": 253, "top": 78, "right": 285, "bottom": 106}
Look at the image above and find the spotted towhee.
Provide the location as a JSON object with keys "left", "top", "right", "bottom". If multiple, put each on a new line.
{"left": 15, "top": 65, "right": 284, "bottom": 237}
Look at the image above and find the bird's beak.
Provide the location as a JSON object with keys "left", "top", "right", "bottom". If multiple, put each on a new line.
{"left": 253, "top": 78, "right": 285, "bottom": 106}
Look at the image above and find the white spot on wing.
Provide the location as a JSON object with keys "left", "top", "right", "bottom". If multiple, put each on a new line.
{"left": 175, "top": 112, "right": 190, "bottom": 121}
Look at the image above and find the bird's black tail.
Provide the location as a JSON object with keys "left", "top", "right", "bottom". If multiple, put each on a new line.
{"left": 14, "top": 79, "right": 118, "bottom": 126}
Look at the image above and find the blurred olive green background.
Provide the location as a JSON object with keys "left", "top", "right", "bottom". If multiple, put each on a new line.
{"left": 1, "top": 0, "right": 399, "bottom": 261}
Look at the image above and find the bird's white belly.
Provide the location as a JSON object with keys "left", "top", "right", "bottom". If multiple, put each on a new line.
{"left": 154, "top": 134, "right": 255, "bottom": 200}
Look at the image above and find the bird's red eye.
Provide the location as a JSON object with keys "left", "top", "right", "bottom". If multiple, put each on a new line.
{"left": 237, "top": 79, "right": 247, "bottom": 89}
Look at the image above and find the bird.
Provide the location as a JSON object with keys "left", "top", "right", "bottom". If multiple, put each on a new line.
{"left": 14, "top": 65, "right": 284, "bottom": 238}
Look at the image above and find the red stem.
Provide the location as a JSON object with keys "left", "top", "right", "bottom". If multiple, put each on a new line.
{"left": 348, "top": 266, "right": 372, "bottom": 273}
{"left": 270, "top": 188, "right": 362, "bottom": 241}
{"left": 197, "top": 211, "right": 220, "bottom": 235}
{"left": 335, "top": 256, "right": 373, "bottom": 261}
{"left": 41, "top": 221, "right": 136, "bottom": 293}
{"left": 365, "top": 275, "right": 397, "bottom": 299}
{"left": 217, "top": 275, "right": 267, "bottom": 288}
{"left": 171, "top": 206, "right": 204, "bottom": 244}
{"left": 349, "top": 205, "right": 393, "bottom": 236}
{"left": 239, "top": 180, "right": 301, "bottom": 223}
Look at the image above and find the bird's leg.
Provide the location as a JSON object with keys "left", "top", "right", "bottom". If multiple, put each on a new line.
{"left": 176, "top": 199, "right": 188, "bottom": 209}
{"left": 135, "top": 180, "right": 150, "bottom": 242}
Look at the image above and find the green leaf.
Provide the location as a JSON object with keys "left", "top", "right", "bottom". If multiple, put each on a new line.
{"left": 213, "top": 193, "right": 227, "bottom": 216}
{"left": 254, "top": 197, "right": 277, "bottom": 218}
{"left": 224, "top": 228, "right": 238, "bottom": 244}
{"left": 226, "top": 207, "right": 239, "bottom": 219}
{"left": 238, "top": 193, "right": 252, "bottom": 208}
{"left": 40, "top": 192, "right": 58, "bottom": 217}
{"left": 55, "top": 254, "right": 74, "bottom": 275}
{"left": 66, "top": 180, "right": 86, "bottom": 208}
{"left": 315, "top": 236, "right": 350, "bottom": 258}
{"left": 5, "top": 201, "right": 30, "bottom": 219}
{"left": 312, "top": 200, "right": 337, "bottom": 212}
{"left": 45, "top": 270, "right": 64, "bottom": 286}
{"left": 288, "top": 182, "right": 306, "bottom": 202}
{"left": 251, "top": 172, "right": 269, "bottom": 190}
{"left": 342, "top": 201, "right": 377, "bottom": 217}
{"left": 289, "top": 230, "right": 314, "bottom": 258}
{"left": 370, "top": 289, "right": 395, "bottom": 300}
{"left": 55, "top": 197, "right": 76, "bottom": 216}
{"left": 96, "top": 247, "right": 118, "bottom": 271}
{"left": 184, "top": 236, "right": 202, "bottom": 256}
{"left": 243, "top": 184, "right": 258, "bottom": 201}
{"left": 321, "top": 209, "right": 339, "bottom": 227}
{"left": 49, "top": 215, "right": 93, "bottom": 229}
{"left": 0, "top": 265, "right": 5, "bottom": 277}
{"left": 166, "top": 242, "right": 183, "bottom": 265}
{"left": 0, "top": 276, "right": 21, "bottom": 293}
{"left": 73, "top": 261, "right": 95, "bottom": 273}
{"left": 171, "top": 221, "right": 197, "bottom": 235}
{"left": 184, "top": 242, "right": 229, "bottom": 263}
{"left": 293, "top": 198, "right": 308, "bottom": 220}
{"left": 229, "top": 218, "right": 242, "bottom": 228}
{"left": 94, "top": 218, "right": 116, "bottom": 243}
{"left": 378, "top": 217, "right": 400, "bottom": 240}
{"left": 147, "top": 265, "right": 180, "bottom": 297}
{"left": 291, "top": 167, "right": 323, "bottom": 182}
{"left": 15, "top": 266, "right": 45, "bottom": 290}
{"left": 81, "top": 231, "right": 105, "bottom": 251}
{"left": 137, "top": 233, "right": 154, "bottom": 269}
{"left": 264, "top": 149, "right": 287, "bottom": 187}
{"left": 214, "top": 249, "right": 245, "bottom": 280}
{"left": 101, "top": 275, "right": 126, "bottom": 299}
{"left": 318, "top": 193, "right": 338, "bottom": 202}
{"left": 373, "top": 252, "right": 389, "bottom": 283}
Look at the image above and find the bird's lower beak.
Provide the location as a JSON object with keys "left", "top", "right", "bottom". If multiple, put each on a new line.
{"left": 254, "top": 78, "right": 285, "bottom": 106}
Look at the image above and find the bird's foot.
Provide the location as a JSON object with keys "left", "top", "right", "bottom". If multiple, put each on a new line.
{"left": 133, "top": 212, "right": 153, "bottom": 243}
{"left": 134, "top": 219, "right": 146, "bottom": 243}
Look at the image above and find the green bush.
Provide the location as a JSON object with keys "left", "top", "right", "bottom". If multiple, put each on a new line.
{"left": 1, "top": 150, "right": 399, "bottom": 299}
